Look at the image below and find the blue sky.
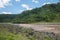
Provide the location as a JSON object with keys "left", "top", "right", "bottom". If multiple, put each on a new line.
{"left": 0, "top": 0, "right": 60, "bottom": 14}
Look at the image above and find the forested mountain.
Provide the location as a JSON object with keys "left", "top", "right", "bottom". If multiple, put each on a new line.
{"left": 0, "top": 3, "right": 60, "bottom": 23}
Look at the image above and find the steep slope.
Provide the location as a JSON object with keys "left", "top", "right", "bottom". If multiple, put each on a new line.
{"left": 13, "top": 3, "right": 60, "bottom": 23}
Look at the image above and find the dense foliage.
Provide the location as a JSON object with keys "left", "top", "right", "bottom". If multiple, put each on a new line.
{"left": 0, "top": 3, "right": 60, "bottom": 23}
{"left": 0, "top": 24, "right": 59, "bottom": 40}
{"left": 0, "top": 14, "right": 17, "bottom": 22}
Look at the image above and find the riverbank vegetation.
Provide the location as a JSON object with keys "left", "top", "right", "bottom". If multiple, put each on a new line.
{"left": 0, "top": 24, "right": 59, "bottom": 40}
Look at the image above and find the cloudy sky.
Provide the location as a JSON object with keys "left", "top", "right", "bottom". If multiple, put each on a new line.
{"left": 0, "top": 0, "right": 60, "bottom": 14}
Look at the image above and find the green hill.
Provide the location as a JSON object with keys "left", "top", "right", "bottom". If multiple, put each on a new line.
{"left": 0, "top": 3, "right": 60, "bottom": 23}
{"left": 0, "top": 14, "right": 17, "bottom": 22}
{"left": 12, "top": 3, "right": 60, "bottom": 23}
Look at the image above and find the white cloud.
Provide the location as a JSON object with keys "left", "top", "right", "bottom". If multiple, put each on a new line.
{"left": 15, "top": 0, "right": 21, "bottom": 2}
{"left": 0, "top": 0, "right": 12, "bottom": 8}
{"left": 1, "top": 12, "right": 12, "bottom": 14}
{"left": 0, "top": 2, "right": 4, "bottom": 8}
{"left": 42, "top": 2, "right": 51, "bottom": 5}
{"left": 32, "top": 0, "right": 39, "bottom": 3}
{"left": 21, "top": 4, "right": 32, "bottom": 10}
